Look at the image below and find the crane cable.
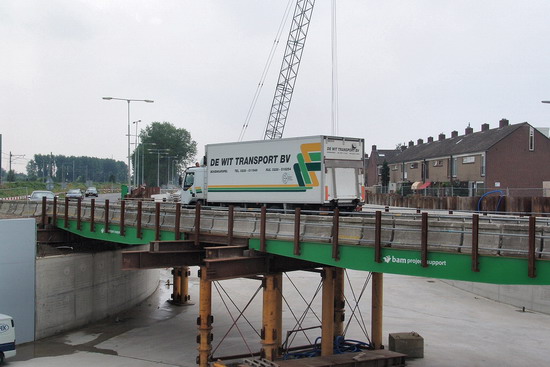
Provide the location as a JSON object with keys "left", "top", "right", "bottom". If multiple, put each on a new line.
{"left": 238, "top": 0, "right": 295, "bottom": 142}
{"left": 331, "top": 0, "right": 339, "bottom": 136}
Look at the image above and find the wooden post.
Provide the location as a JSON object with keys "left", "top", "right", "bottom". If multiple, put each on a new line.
{"left": 41, "top": 196, "right": 47, "bottom": 229}
{"left": 260, "top": 206, "right": 267, "bottom": 252}
{"left": 529, "top": 216, "right": 537, "bottom": 278}
{"left": 104, "top": 199, "right": 110, "bottom": 233}
{"left": 194, "top": 202, "right": 201, "bottom": 246}
{"left": 52, "top": 196, "right": 57, "bottom": 227}
{"left": 228, "top": 205, "right": 234, "bottom": 246}
{"left": 64, "top": 197, "right": 69, "bottom": 228}
{"left": 421, "top": 212, "right": 428, "bottom": 268}
{"left": 77, "top": 198, "right": 82, "bottom": 231}
{"left": 120, "top": 200, "right": 125, "bottom": 236}
{"left": 321, "top": 267, "right": 335, "bottom": 356}
{"left": 136, "top": 200, "right": 142, "bottom": 239}
{"left": 294, "top": 208, "right": 301, "bottom": 255}
{"left": 90, "top": 198, "right": 95, "bottom": 232}
{"left": 472, "top": 214, "right": 479, "bottom": 272}
{"left": 371, "top": 272, "right": 383, "bottom": 349}
{"left": 332, "top": 208, "right": 340, "bottom": 260}
{"left": 175, "top": 204, "right": 181, "bottom": 240}
{"left": 374, "top": 211, "right": 382, "bottom": 263}
{"left": 155, "top": 202, "right": 161, "bottom": 241}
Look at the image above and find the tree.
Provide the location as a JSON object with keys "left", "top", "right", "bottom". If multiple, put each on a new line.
{"left": 6, "top": 170, "right": 15, "bottom": 182}
{"left": 381, "top": 161, "right": 390, "bottom": 189}
{"left": 134, "top": 122, "right": 197, "bottom": 187}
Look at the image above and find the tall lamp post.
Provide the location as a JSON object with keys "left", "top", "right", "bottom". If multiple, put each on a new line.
{"left": 102, "top": 97, "right": 154, "bottom": 189}
{"left": 132, "top": 120, "right": 141, "bottom": 187}
{"left": 148, "top": 148, "right": 170, "bottom": 187}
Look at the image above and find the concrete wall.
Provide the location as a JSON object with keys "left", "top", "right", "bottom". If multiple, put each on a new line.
{"left": 0, "top": 218, "right": 36, "bottom": 343}
{"left": 35, "top": 247, "right": 159, "bottom": 339}
{"left": 443, "top": 280, "right": 550, "bottom": 315}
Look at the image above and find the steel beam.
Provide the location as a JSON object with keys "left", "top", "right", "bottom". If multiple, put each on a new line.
{"left": 197, "top": 266, "right": 212, "bottom": 367}
{"left": 261, "top": 273, "right": 282, "bottom": 360}
{"left": 334, "top": 268, "right": 345, "bottom": 338}
{"left": 122, "top": 250, "right": 203, "bottom": 269}
{"left": 321, "top": 267, "right": 335, "bottom": 356}
{"left": 371, "top": 272, "right": 383, "bottom": 349}
{"left": 203, "top": 256, "right": 268, "bottom": 281}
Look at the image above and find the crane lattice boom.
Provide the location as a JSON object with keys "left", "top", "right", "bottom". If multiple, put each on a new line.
{"left": 264, "top": 0, "right": 315, "bottom": 140}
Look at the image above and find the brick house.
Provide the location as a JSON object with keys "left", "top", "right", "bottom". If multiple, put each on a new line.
{"left": 367, "top": 119, "right": 550, "bottom": 196}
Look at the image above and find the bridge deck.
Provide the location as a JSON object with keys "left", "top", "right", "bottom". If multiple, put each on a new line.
{"left": 2, "top": 199, "right": 549, "bottom": 285}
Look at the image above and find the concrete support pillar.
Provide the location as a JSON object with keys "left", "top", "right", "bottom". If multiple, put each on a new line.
{"left": 334, "top": 268, "right": 345, "bottom": 339}
{"left": 171, "top": 266, "right": 190, "bottom": 305}
{"left": 371, "top": 272, "right": 384, "bottom": 349}
{"left": 197, "top": 267, "right": 212, "bottom": 367}
{"left": 261, "top": 273, "right": 282, "bottom": 360}
{"left": 321, "top": 267, "right": 335, "bottom": 356}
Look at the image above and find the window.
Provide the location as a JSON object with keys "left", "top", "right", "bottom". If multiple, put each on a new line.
{"left": 481, "top": 155, "right": 486, "bottom": 176}
{"left": 433, "top": 160, "right": 443, "bottom": 167}
{"left": 392, "top": 165, "right": 398, "bottom": 171}
{"left": 529, "top": 127, "right": 535, "bottom": 151}
{"left": 410, "top": 162, "right": 418, "bottom": 169}
{"left": 462, "top": 156, "right": 475, "bottom": 164}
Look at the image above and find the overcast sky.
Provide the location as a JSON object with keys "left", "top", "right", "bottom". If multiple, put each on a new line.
{"left": 2, "top": 0, "right": 550, "bottom": 173}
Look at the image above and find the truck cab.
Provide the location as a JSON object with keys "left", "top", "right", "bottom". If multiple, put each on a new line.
{"left": 180, "top": 166, "right": 207, "bottom": 205}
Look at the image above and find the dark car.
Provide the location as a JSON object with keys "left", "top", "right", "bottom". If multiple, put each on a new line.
{"left": 66, "top": 189, "right": 83, "bottom": 200}
{"left": 85, "top": 187, "right": 99, "bottom": 197}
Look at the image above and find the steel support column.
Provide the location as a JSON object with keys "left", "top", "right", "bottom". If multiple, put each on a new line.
{"left": 261, "top": 273, "right": 282, "bottom": 360}
{"left": 197, "top": 266, "right": 212, "bottom": 367}
{"left": 171, "top": 266, "right": 190, "bottom": 305}
{"left": 321, "top": 267, "right": 335, "bottom": 356}
{"left": 333, "top": 268, "right": 345, "bottom": 338}
{"left": 371, "top": 272, "right": 383, "bottom": 349}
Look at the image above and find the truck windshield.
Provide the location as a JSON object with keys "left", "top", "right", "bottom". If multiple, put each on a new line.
{"left": 183, "top": 172, "right": 194, "bottom": 189}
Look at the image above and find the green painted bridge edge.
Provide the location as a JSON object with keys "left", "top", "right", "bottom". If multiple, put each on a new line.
{"left": 55, "top": 219, "right": 178, "bottom": 245}
{"left": 54, "top": 218, "right": 550, "bottom": 285}
{"left": 249, "top": 239, "right": 550, "bottom": 285}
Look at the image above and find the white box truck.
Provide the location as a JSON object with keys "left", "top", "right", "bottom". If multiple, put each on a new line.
{"left": 0, "top": 314, "right": 16, "bottom": 363}
{"left": 180, "top": 135, "right": 365, "bottom": 210}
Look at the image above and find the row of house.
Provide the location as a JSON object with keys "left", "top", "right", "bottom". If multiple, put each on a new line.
{"left": 366, "top": 119, "right": 550, "bottom": 196}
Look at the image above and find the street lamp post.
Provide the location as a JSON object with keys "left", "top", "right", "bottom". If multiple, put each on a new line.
{"left": 102, "top": 97, "right": 153, "bottom": 190}
{"left": 132, "top": 120, "right": 141, "bottom": 187}
{"left": 141, "top": 142, "right": 156, "bottom": 186}
{"left": 148, "top": 148, "right": 170, "bottom": 187}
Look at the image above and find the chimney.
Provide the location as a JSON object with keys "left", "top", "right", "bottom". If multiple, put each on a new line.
{"left": 438, "top": 133, "right": 446, "bottom": 141}
{"left": 372, "top": 145, "right": 377, "bottom": 152}
{"left": 465, "top": 124, "right": 473, "bottom": 135}
{"left": 481, "top": 123, "right": 490, "bottom": 132}
{"left": 499, "top": 118, "right": 509, "bottom": 128}
{"left": 408, "top": 140, "right": 414, "bottom": 148}
{"left": 417, "top": 138, "right": 424, "bottom": 145}
{"left": 451, "top": 130, "right": 458, "bottom": 138}
{"left": 427, "top": 136, "right": 434, "bottom": 143}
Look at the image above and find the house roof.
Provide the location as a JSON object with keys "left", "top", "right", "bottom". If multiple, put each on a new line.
{"left": 384, "top": 122, "right": 527, "bottom": 164}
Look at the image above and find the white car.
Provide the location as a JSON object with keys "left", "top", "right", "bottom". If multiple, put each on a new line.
{"left": 0, "top": 314, "right": 16, "bottom": 363}
{"left": 28, "top": 190, "right": 55, "bottom": 201}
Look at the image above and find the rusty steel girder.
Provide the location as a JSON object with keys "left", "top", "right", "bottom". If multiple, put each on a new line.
{"left": 122, "top": 249, "right": 203, "bottom": 269}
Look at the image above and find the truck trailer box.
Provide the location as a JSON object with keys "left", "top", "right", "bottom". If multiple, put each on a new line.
{"left": 0, "top": 314, "right": 16, "bottom": 363}
{"left": 201, "top": 135, "right": 365, "bottom": 207}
